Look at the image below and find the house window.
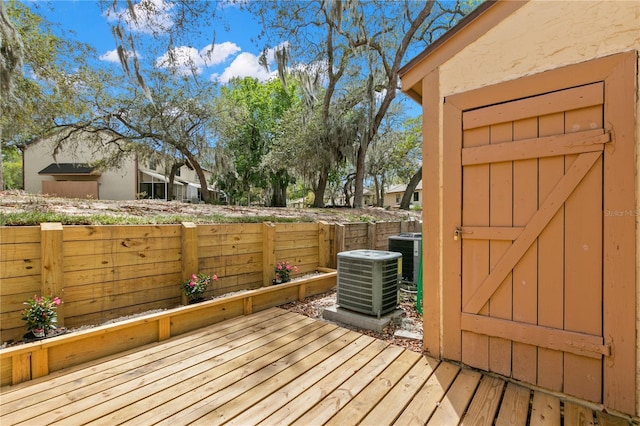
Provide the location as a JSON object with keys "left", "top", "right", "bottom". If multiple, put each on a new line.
{"left": 152, "top": 183, "right": 166, "bottom": 199}
{"left": 413, "top": 192, "right": 419, "bottom": 202}
{"left": 175, "top": 167, "right": 181, "bottom": 177}
{"left": 139, "top": 182, "right": 166, "bottom": 199}
{"left": 396, "top": 194, "right": 401, "bottom": 203}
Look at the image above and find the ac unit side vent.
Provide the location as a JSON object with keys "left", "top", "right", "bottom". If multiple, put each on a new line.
{"left": 388, "top": 233, "right": 422, "bottom": 284}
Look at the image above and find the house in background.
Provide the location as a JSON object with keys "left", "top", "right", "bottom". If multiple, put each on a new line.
{"left": 138, "top": 156, "right": 217, "bottom": 203}
{"left": 22, "top": 129, "right": 216, "bottom": 202}
{"left": 383, "top": 181, "right": 422, "bottom": 209}
{"left": 400, "top": 0, "right": 638, "bottom": 416}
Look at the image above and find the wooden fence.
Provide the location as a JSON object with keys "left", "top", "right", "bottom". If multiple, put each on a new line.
{"left": 0, "top": 220, "right": 420, "bottom": 344}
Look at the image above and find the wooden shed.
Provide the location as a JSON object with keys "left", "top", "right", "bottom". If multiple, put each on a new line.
{"left": 399, "top": 0, "right": 639, "bottom": 417}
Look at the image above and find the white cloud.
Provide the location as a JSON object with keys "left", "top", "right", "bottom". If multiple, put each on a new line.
{"left": 155, "top": 42, "right": 241, "bottom": 76}
{"left": 99, "top": 48, "right": 139, "bottom": 63}
{"left": 155, "top": 46, "right": 205, "bottom": 75}
{"left": 213, "top": 42, "right": 290, "bottom": 84}
{"left": 106, "top": 0, "right": 174, "bottom": 35}
{"left": 99, "top": 49, "right": 122, "bottom": 63}
{"left": 214, "top": 52, "right": 275, "bottom": 83}
{"left": 200, "top": 42, "right": 241, "bottom": 66}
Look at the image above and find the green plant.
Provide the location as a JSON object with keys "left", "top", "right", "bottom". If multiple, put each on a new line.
{"left": 22, "top": 295, "right": 61, "bottom": 335}
{"left": 274, "top": 261, "right": 299, "bottom": 283}
{"left": 182, "top": 273, "right": 218, "bottom": 301}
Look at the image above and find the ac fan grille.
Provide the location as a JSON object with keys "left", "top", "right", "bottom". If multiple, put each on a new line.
{"left": 337, "top": 256, "right": 399, "bottom": 316}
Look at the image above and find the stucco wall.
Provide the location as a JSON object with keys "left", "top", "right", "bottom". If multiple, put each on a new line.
{"left": 23, "top": 132, "right": 137, "bottom": 200}
{"left": 439, "top": 1, "right": 640, "bottom": 97}
{"left": 434, "top": 0, "right": 640, "bottom": 416}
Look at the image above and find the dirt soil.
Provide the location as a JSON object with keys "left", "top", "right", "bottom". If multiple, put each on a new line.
{"left": 3, "top": 286, "right": 424, "bottom": 353}
{"left": 0, "top": 190, "right": 421, "bottom": 224}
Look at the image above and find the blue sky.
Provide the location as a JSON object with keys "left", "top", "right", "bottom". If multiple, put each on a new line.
{"left": 24, "top": 0, "right": 423, "bottom": 118}
{"left": 29, "top": 0, "right": 277, "bottom": 84}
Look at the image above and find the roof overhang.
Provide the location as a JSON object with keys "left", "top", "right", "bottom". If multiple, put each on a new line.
{"left": 140, "top": 169, "right": 184, "bottom": 185}
{"left": 187, "top": 182, "right": 216, "bottom": 192}
{"left": 38, "top": 163, "right": 101, "bottom": 176}
{"left": 399, "top": 1, "right": 527, "bottom": 104}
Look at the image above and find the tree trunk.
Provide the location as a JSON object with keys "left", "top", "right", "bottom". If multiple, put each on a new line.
{"left": 312, "top": 170, "right": 328, "bottom": 208}
{"left": 378, "top": 174, "right": 386, "bottom": 208}
{"left": 185, "top": 153, "right": 210, "bottom": 203}
{"left": 167, "top": 162, "right": 185, "bottom": 201}
{"left": 343, "top": 173, "right": 355, "bottom": 208}
{"left": 353, "top": 143, "right": 366, "bottom": 208}
{"left": 373, "top": 175, "right": 380, "bottom": 207}
{"left": 271, "top": 170, "right": 288, "bottom": 207}
{"left": 272, "top": 182, "right": 287, "bottom": 207}
{"left": 400, "top": 166, "right": 422, "bottom": 210}
{"left": 0, "top": 131, "right": 4, "bottom": 191}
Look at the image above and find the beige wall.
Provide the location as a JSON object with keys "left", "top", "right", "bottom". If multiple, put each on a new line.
{"left": 439, "top": 1, "right": 640, "bottom": 97}
{"left": 424, "top": 0, "right": 639, "bottom": 416}
{"left": 384, "top": 192, "right": 402, "bottom": 207}
{"left": 383, "top": 190, "right": 422, "bottom": 208}
{"left": 23, "top": 131, "right": 137, "bottom": 200}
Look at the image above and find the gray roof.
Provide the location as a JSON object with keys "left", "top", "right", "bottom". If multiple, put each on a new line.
{"left": 38, "top": 163, "right": 98, "bottom": 175}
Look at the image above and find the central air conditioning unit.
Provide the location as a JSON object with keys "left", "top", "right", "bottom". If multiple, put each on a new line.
{"left": 388, "top": 233, "right": 422, "bottom": 284}
{"left": 337, "top": 250, "right": 401, "bottom": 317}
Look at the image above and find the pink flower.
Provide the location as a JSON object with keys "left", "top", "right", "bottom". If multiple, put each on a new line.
{"left": 191, "top": 274, "right": 197, "bottom": 280}
{"left": 53, "top": 297, "right": 61, "bottom": 306}
{"left": 212, "top": 274, "right": 218, "bottom": 281}
{"left": 189, "top": 281, "right": 195, "bottom": 287}
{"left": 286, "top": 264, "right": 292, "bottom": 271}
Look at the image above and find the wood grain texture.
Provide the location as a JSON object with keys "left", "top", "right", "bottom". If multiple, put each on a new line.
{"left": 1, "top": 309, "right": 630, "bottom": 425}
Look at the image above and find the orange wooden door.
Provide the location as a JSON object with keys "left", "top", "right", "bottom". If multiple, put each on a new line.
{"left": 457, "top": 83, "right": 610, "bottom": 403}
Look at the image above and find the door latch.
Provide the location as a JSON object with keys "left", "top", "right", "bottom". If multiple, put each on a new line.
{"left": 453, "top": 227, "right": 470, "bottom": 241}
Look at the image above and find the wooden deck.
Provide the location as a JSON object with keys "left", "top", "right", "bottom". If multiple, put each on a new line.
{"left": 0, "top": 308, "right": 633, "bottom": 425}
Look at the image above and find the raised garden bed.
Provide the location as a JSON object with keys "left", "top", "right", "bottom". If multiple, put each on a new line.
{"left": 0, "top": 269, "right": 336, "bottom": 387}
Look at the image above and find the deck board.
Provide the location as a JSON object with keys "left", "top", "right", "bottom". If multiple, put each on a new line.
{"left": 359, "top": 355, "right": 439, "bottom": 426}
{"left": 428, "top": 368, "right": 482, "bottom": 425}
{"left": 462, "top": 375, "right": 506, "bottom": 425}
{"left": 495, "top": 382, "right": 532, "bottom": 426}
{"left": 530, "top": 391, "right": 561, "bottom": 426}
{"left": 256, "top": 339, "right": 389, "bottom": 425}
{"left": 291, "top": 345, "right": 405, "bottom": 425}
{"left": 55, "top": 314, "right": 324, "bottom": 425}
{"left": 564, "top": 401, "right": 595, "bottom": 425}
{"left": 324, "top": 349, "right": 421, "bottom": 426}
{"left": 0, "top": 308, "right": 633, "bottom": 426}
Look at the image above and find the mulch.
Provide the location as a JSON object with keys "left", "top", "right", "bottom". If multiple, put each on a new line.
{"left": 280, "top": 288, "right": 424, "bottom": 353}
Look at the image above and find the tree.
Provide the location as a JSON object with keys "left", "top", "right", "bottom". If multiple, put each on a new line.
{"left": 212, "top": 77, "right": 297, "bottom": 207}
{"left": 1, "top": 0, "right": 95, "bottom": 189}
{"left": 0, "top": 0, "right": 22, "bottom": 190}
{"left": 389, "top": 115, "right": 423, "bottom": 210}
{"left": 61, "top": 70, "right": 218, "bottom": 203}
{"left": 400, "top": 166, "right": 422, "bottom": 210}
{"left": 4, "top": 0, "right": 230, "bottom": 203}
{"left": 245, "top": 0, "right": 470, "bottom": 208}
{"left": 265, "top": 81, "right": 363, "bottom": 207}
{"left": 1, "top": 146, "right": 21, "bottom": 189}
{"left": 360, "top": 102, "right": 420, "bottom": 207}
